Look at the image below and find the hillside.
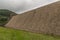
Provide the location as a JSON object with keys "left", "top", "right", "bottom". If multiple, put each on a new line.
{"left": 0, "top": 9, "right": 16, "bottom": 26}
{"left": 0, "top": 27, "right": 60, "bottom": 40}
{"left": 5, "top": 1, "right": 60, "bottom": 35}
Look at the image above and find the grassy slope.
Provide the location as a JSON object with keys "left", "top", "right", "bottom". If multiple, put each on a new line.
{"left": 0, "top": 27, "right": 60, "bottom": 40}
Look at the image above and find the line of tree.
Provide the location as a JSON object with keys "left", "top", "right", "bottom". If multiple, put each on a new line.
{"left": 0, "top": 9, "right": 16, "bottom": 26}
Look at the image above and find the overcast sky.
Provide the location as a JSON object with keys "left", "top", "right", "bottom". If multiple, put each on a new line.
{"left": 0, "top": 0, "right": 59, "bottom": 14}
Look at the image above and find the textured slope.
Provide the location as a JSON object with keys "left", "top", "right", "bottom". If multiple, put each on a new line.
{"left": 5, "top": 1, "right": 60, "bottom": 35}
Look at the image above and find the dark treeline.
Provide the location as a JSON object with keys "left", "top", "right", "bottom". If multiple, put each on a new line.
{"left": 0, "top": 9, "right": 16, "bottom": 26}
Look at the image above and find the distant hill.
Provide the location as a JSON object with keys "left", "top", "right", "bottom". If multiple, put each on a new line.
{"left": 0, "top": 9, "right": 16, "bottom": 26}
{"left": 5, "top": 1, "right": 60, "bottom": 36}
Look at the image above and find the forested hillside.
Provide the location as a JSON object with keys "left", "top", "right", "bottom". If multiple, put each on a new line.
{"left": 0, "top": 9, "right": 16, "bottom": 26}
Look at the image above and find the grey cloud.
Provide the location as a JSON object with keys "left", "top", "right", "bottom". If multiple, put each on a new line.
{"left": 0, "top": 0, "right": 58, "bottom": 14}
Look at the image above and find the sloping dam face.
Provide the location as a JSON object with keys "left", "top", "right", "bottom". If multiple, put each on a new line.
{"left": 5, "top": 1, "right": 60, "bottom": 35}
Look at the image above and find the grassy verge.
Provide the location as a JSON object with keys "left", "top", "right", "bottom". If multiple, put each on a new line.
{"left": 0, "top": 27, "right": 60, "bottom": 40}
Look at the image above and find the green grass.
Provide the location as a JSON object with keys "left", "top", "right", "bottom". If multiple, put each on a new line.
{"left": 0, "top": 27, "right": 60, "bottom": 40}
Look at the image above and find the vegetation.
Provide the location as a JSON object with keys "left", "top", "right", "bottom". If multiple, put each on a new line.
{"left": 0, "top": 27, "right": 60, "bottom": 40}
{"left": 0, "top": 9, "right": 16, "bottom": 26}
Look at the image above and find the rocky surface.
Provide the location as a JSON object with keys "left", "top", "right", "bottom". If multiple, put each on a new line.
{"left": 5, "top": 1, "right": 60, "bottom": 35}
